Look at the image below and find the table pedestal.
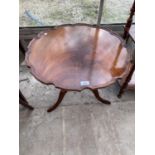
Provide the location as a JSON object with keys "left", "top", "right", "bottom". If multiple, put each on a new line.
{"left": 47, "top": 89, "right": 111, "bottom": 112}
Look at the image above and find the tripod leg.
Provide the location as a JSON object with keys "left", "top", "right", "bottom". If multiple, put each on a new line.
{"left": 92, "top": 89, "right": 111, "bottom": 104}
{"left": 47, "top": 89, "right": 67, "bottom": 112}
{"left": 19, "top": 90, "right": 34, "bottom": 110}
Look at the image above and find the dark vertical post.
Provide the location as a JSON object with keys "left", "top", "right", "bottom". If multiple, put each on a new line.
{"left": 97, "top": 0, "right": 105, "bottom": 25}
{"left": 117, "top": 63, "right": 135, "bottom": 98}
{"left": 123, "top": 0, "right": 135, "bottom": 39}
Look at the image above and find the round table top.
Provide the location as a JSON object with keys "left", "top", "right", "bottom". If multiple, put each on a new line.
{"left": 26, "top": 25, "right": 130, "bottom": 91}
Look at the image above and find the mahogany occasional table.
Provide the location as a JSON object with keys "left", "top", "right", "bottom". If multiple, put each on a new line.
{"left": 25, "top": 24, "right": 130, "bottom": 112}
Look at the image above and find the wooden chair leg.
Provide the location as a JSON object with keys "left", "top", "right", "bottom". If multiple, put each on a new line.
{"left": 92, "top": 89, "right": 111, "bottom": 104}
{"left": 123, "top": 1, "right": 135, "bottom": 40}
{"left": 47, "top": 89, "right": 67, "bottom": 112}
{"left": 19, "top": 90, "right": 34, "bottom": 110}
{"left": 117, "top": 63, "right": 135, "bottom": 98}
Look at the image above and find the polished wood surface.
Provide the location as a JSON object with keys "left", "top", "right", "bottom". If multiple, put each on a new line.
{"left": 26, "top": 25, "right": 130, "bottom": 91}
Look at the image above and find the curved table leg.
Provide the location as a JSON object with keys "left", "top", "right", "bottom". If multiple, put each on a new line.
{"left": 19, "top": 90, "right": 34, "bottom": 110}
{"left": 47, "top": 89, "right": 67, "bottom": 112}
{"left": 92, "top": 89, "right": 111, "bottom": 104}
{"left": 19, "top": 98, "right": 34, "bottom": 110}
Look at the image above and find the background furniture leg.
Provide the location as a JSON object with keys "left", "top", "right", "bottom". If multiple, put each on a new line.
{"left": 117, "top": 63, "right": 135, "bottom": 98}
{"left": 47, "top": 89, "right": 67, "bottom": 112}
{"left": 92, "top": 89, "right": 111, "bottom": 104}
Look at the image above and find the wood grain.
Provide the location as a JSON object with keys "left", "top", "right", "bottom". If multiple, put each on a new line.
{"left": 26, "top": 25, "right": 130, "bottom": 91}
